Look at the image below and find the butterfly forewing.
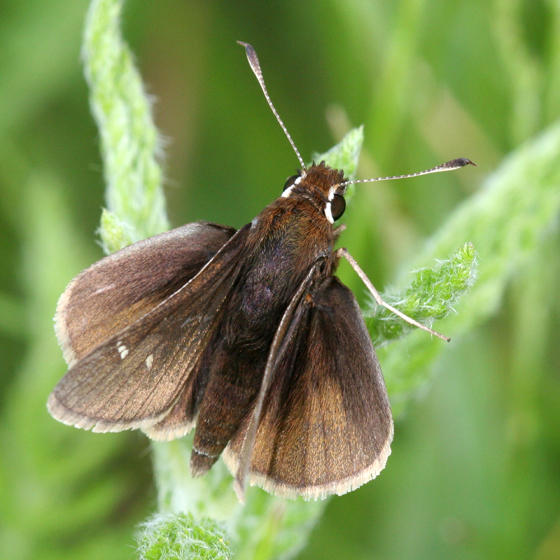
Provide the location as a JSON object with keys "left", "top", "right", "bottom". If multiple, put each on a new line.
{"left": 48, "top": 225, "right": 249, "bottom": 434}
{"left": 224, "top": 276, "right": 393, "bottom": 500}
{"left": 55, "top": 222, "right": 235, "bottom": 366}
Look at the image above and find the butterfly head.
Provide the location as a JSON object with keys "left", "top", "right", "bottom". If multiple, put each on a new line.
{"left": 281, "top": 162, "right": 347, "bottom": 224}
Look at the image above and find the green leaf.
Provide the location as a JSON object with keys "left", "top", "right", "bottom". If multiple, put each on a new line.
{"left": 83, "top": 0, "right": 169, "bottom": 250}
{"left": 366, "top": 242, "right": 477, "bottom": 346}
{"left": 137, "top": 513, "right": 231, "bottom": 560}
{"left": 313, "top": 125, "right": 363, "bottom": 200}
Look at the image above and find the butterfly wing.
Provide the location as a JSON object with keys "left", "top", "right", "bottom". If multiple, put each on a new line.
{"left": 48, "top": 224, "right": 248, "bottom": 437}
{"left": 56, "top": 221, "right": 235, "bottom": 366}
{"left": 224, "top": 275, "right": 393, "bottom": 500}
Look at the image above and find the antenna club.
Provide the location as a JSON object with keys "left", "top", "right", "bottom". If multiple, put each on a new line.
{"left": 446, "top": 157, "right": 477, "bottom": 168}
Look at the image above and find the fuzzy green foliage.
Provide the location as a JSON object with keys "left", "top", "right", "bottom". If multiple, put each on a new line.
{"left": 313, "top": 125, "right": 363, "bottom": 178}
{"left": 137, "top": 513, "right": 231, "bottom": 560}
{"left": 83, "top": 0, "right": 169, "bottom": 252}
{"left": 152, "top": 438, "right": 326, "bottom": 560}
{"left": 312, "top": 125, "right": 363, "bottom": 200}
{"left": 366, "top": 242, "right": 477, "bottom": 346}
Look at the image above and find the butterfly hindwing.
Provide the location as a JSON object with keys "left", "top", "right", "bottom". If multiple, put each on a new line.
{"left": 48, "top": 225, "right": 248, "bottom": 435}
{"left": 224, "top": 275, "right": 393, "bottom": 499}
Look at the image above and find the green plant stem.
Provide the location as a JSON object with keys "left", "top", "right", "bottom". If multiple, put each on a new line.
{"left": 83, "top": 0, "right": 169, "bottom": 253}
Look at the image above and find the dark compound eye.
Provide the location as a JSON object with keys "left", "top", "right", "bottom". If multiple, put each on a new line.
{"left": 331, "top": 194, "right": 346, "bottom": 220}
{"left": 282, "top": 174, "right": 299, "bottom": 193}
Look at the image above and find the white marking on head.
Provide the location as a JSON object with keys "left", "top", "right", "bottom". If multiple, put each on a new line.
{"left": 324, "top": 186, "right": 339, "bottom": 223}
{"left": 281, "top": 185, "right": 294, "bottom": 198}
{"left": 281, "top": 173, "right": 305, "bottom": 198}
{"left": 146, "top": 354, "right": 153, "bottom": 370}
{"left": 251, "top": 216, "right": 259, "bottom": 229}
{"left": 324, "top": 202, "right": 334, "bottom": 223}
{"left": 117, "top": 342, "right": 129, "bottom": 360}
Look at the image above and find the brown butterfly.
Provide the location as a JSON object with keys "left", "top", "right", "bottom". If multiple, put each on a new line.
{"left": 48, "top": 42, "right": 474, "bottom": 501}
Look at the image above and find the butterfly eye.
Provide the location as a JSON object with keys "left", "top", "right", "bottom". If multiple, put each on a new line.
{"left": 330, "top": 194, "right": 346, "bottom": 220}
{"left": 282, "top": 174, "right": 299, "bottom": 193}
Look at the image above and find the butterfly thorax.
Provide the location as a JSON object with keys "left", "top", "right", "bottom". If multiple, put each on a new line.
{"left": 227, "top": 184, "right": 338, "bottom": 350}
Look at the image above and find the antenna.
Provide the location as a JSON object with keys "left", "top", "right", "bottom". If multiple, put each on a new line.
{"left": 238, "top": 41, "right": 306, "bottom": 169}
{"left": 337, "top": 158, "right": 476, "bottom": 191}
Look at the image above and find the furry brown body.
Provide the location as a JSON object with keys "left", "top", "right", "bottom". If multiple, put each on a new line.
{"left": 48, "top": 162, "right": 394, "bottom": 499}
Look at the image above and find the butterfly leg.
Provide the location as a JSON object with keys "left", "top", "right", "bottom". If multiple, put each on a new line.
{"left": 332, "top": 224, "right": 346, "bottom": 241}
{"left": 336, "top": 247, "right": 450, "bottom": 342}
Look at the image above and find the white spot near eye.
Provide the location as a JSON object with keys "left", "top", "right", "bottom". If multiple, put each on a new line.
{"left": 116, "top": 341, "right": 129, "bottom": 360}
{"left": 281, "top": 185, "right": 294, "bottom": 198}
{"left": 328, "top": 186, "right": 336, "bottom": 201}
{"left": 324, "top": 202, "right": 334, "bottom": 224}
{"left": 146, "top": 354, "right": 153, "bottom": 370}
{"left": 282, "top": 174, "right": 305, "bottom": 197}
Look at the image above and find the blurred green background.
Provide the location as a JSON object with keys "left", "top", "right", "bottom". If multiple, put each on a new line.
{"left": 1, "top": 1, "right": 559, "bottom": 559}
